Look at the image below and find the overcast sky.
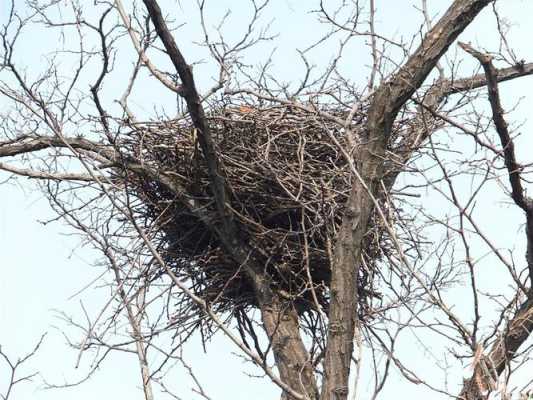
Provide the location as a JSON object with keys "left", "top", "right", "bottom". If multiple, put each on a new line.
{"left": 2, "top": 1, "right": 533, "bottom": 399}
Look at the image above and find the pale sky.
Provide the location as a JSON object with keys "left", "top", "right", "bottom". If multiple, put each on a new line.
{"left": 2, "top": 1, "right": 533, "bottom": 399}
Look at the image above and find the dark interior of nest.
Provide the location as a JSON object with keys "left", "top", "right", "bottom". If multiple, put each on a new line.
{"left": 126, "top": 105, "right": 388, "bottom": 323}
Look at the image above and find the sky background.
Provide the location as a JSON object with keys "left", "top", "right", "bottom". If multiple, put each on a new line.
{"left": 2, "top": 1, "right": 533, "bottom": 399}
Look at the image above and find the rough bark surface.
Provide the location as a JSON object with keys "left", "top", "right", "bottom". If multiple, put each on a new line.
{"left": 142, "top": 1, "right": 317, "bottom": 398}
{"left": 320, "top": 2, "right": 494, "bottom": 399}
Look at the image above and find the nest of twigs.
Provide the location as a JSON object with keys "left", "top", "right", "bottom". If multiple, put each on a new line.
{"left": 125, "top": 104, "right": 393, "bottom": 331}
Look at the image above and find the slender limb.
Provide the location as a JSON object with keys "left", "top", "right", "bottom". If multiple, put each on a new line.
{"left": 141, "top": 2, "right": 318, "bottom": 397}
{"left": 114, "top": 0, "right": 180, "bottom": 93}
{"left": 0, "top": 335, "right": 45, "bottom": 400}
{"left": 457, "top": 42, "right": 533, "bottom": 400}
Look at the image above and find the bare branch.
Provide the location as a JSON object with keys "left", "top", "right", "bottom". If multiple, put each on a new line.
{"left": 114, "top": 0, "right": 181, "bottom": 93}
{"left": 458, "top": 42, "right": 533, "bottom": 400}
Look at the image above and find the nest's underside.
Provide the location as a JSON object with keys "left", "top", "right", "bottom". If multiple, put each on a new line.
{"left": 124, "top": 105, "right": 391, "bottom": 328}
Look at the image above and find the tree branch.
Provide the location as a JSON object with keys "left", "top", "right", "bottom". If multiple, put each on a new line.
{"left": 322, "top": 1, "right": 496, "bottom": 399}
{"left": 114, "top": 0, "right": 181, "bottom": 93}
{"left": 140, "top": 3, "right": 318, "bottom": 398}
{"left": 457, "top": 42, "right": 533, "bottom": 400}
{"left": 0, "top": 162, "right": 96, "bottom": 182}
{"left": 459, "top": 42, "right": 530, "bottom": 210}
{"left": 445, "top": 61, "right": 533, "bottom": 96}
{"left": 0, "top": 136, "right": 107, "bottom": 158}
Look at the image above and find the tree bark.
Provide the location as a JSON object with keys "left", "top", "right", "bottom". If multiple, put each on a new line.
{"left": 141, "top": 2, "right": 317, "bottom": 398}
{"left": 261, "top": 300, "right": 319, "bottom": 400}
{"left": 321, "top": 1, "right": 495, "bottom": 399}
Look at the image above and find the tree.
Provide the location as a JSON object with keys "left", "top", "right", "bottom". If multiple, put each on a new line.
{"left": 1, "top": 0, "right": 533, "bottom": 399}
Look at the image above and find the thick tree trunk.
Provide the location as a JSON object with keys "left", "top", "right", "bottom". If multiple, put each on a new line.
{"left": 321, "top": 1, "right": 495, "bottom": 399}
{"left": 320, "top": 145, "right": 385, "bottom": 400}
{"left": 261, "top": 300, "right": 319, "bottom": 400}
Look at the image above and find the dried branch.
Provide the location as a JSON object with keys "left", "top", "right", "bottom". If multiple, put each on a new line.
{"left": 458, "top": 42, "right": 533, "bottom": 400}
{"left": 114, "top": 0, "right": 180, "bottom": 93}
{"left": 141, "top": 2, "right": 318, "bottom": 397}
{"left": 0, "top": 335, "right": 46, "bottom": 400}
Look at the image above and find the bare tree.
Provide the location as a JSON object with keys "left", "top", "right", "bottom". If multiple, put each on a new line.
{"left": 2, "top": 1, "right": 533, "bottom": 399}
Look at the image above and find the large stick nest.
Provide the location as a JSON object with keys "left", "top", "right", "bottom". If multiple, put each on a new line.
{"left": 124, "top": 104, "right": 397, "bottom": 333}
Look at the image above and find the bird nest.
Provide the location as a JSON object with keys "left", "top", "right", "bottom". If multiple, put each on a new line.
{"left": 124, "top": 104, "right": 394, "bottom": 334}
